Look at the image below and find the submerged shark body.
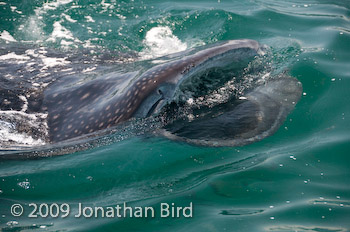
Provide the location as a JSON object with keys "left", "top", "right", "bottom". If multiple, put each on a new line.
{"left": 43, "top": 39, "right": 268, "bottom": 143}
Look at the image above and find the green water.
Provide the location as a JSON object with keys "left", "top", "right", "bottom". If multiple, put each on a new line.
{"left": 1, "top": 0, "right": 350, "bottom": 231}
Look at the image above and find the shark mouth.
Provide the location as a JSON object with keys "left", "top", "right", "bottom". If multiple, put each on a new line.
{"left": 157, "top": 54, "right": 302, "bottom": 147}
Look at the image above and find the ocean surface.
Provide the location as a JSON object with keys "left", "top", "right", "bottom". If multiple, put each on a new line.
{"left": 0, "top": 0, "right": 350, "bottom": 231}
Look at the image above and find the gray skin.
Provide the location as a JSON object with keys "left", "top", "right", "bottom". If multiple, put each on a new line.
{"left": 43, "top": 39, "right": 262, "bottom": 142}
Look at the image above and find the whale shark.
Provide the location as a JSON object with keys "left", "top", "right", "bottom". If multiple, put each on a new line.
{"left": 0, "top": 39, "right": 302, "bottom": 155}
{"left": 43, "top": 39, "right": 280, "bottom": 143}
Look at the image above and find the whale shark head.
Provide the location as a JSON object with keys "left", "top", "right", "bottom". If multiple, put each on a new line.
{"left": 125, "top": 39, "right": 302, "bottom": 147}
{"left": 133, "top": 39, "right": 262, "bottom": 118}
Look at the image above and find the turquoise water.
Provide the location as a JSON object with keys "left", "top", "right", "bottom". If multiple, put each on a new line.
{"left": 1, "top": 0, "right": 350, "bottom": 231}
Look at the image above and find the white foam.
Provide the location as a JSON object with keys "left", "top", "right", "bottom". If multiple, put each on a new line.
{"left": 41, "top": 56, "right": 71, "bottom": 68}
{"left": 20, "top": 0, "right": 74, "bottom": 42}
{"left": 0, "top": 124, "right": 46, "bottom": 147}
{"left": 0, "top": 52, "right": 30, "bottom": 64}
{"left": 139, "top": 26, "right": 187, "bottom": 60}
{"left": 60, "top": 40, "right": 74, "bottom": 46}
{"left": 82, "top": 67, "right": 97, "bottom": 73}
{"left": 85, "top": 16, "right": 95, "bottom": 22}
{"left": 261, "top": 72, "right": 270, "bottom": 79}
{"left": 18, "top": 95, "right": 28, "bottom": 112}
{"left": 116, "top": 14, "right": 126, "bottom": 20}
{"left": 25, "top": 49, "right": 38, "bottom": 57}
{"left": 101, "top": 0, "right": 112, "bottom": 12}
{"left": 0, "top": 111, "right": 48, "bottom": 147}
{"left": 45, "top": 20, "right": 81, "bottom": 48}
{"left": 22, "top": 16, "right": 44, "bottom": 41}
{"left": 47, "top": 21, "right": 75, "bottom": 42}
{"left": 24, "top": 49, "right": 71, "bottom": 69}
{"left": 0, "top": 110, "right": 47, "bottom": 120}
{"left": 8, "top": 6, "right": 22, "bottom": 14}
{"left": 0, "top": 30, "right": 17, "bottom": 42}
{"left": 82, "top": 39, "right": 98, "bottom": 49}
{"left": 18, "top": 181, "right": 31, "bottom": 189}
{"left": 62, "top": 13, "right": 77, "bottom": 23}
{"left": 189, "top": 80, "right": 239, "bottom": 108}
{"left": 41, "top": 0, "right": 73, "bottom": 11}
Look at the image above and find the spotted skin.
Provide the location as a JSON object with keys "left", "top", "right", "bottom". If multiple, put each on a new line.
{"left": 42, "top": 39, "right": 261, "bottom": 142}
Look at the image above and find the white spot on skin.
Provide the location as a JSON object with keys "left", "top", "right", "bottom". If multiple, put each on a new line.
{"left": 81, "top": 93, "right": 90, "bottom": 100}
{"left": 115, "top": 116, "right": 122, "bottom": 123}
